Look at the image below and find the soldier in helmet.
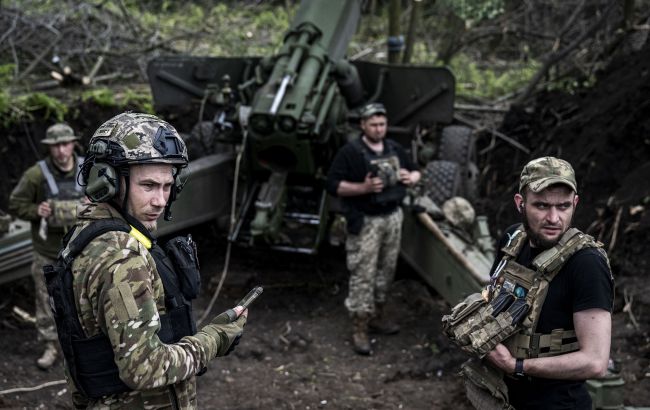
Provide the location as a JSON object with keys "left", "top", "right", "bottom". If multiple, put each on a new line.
{"left": 445, "top": 157, "right": 613, "bottom": 410}
{"left": 8, "top": 123, "right": 86, "bottom": 370}
{"left": 44, "top": 113, "right": 247, "bottom": 408}
{"left": 326, "top": 102, "right": 421, "bottom": 355}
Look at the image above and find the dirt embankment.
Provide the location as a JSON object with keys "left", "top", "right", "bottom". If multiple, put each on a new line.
{"left": 477, "top": 41, "right": 650, "bottom": 403}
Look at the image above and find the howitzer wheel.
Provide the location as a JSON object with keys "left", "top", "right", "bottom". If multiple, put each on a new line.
{"left": 422, "top": 160, "right": 461, "bottom": 205}
{"left": 438, "top": 125, "right": 475, "bottom": 165}
{"left": 438, "top": 125, "right": 479, "bottom": 201}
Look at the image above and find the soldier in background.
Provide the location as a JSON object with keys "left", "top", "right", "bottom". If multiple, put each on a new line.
{"left": 326, "top": 103, "right": 421, "bottom": 355}
{"left": 8, "top": 123, "right": 85, "bottom": 370}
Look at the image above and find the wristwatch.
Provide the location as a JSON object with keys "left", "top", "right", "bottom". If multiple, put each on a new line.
{"left": 514, "top": 358, "right": 525, "bottom": 378}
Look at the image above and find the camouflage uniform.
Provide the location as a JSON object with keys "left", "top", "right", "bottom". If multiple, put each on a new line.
{"left": 67, "top": 202, "right": 243, "bottom": 409}
{"left": 8, "top": 129, "right": 84, "bottom": 348}
{"left": 344, "top": 207, "right": 403, "bottom": 315}
{"left": 49, "top": 113, "right": 245, "bottom": 409}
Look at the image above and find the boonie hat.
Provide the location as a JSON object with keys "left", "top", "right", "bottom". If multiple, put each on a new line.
{"left": 519, "top": 156, "right": 577, "bottom": 193}
{"left": 360, "top": 102, "right": 387, "bottom": 119}
{"left": 41, "top": 123, "right": 80, "bottom": 145}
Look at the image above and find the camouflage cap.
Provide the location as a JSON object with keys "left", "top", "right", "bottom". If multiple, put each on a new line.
{"left": 519, "top": 156, "right": 577, "bottom": 193}
{"left": 41, "top": 123, "right": 79, "bottom": 144}
{"left": 89, "top": 112, "right": 188, "bottom": 166}
{"left": 360, "top": 102, "right": 387, "bottom": 119}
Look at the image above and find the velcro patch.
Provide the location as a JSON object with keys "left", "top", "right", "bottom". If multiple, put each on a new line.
{"left": 108, "top": 282, "right": 140, "bottom": 322}
{"left": 94, "top": 122, "right": 117, "bottom": 137}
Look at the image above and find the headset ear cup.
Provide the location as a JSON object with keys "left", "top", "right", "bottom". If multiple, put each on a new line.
{"left": 85, "top": 163, "right": 119, "bottom": 202}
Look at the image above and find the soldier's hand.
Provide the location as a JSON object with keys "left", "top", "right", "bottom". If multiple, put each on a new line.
{"left": 364, "top": 172, "right": 384, "bottom": 193}
{"left": 399, "top": 169, "right": 413, "bottom": 186}
{"left": 486, "top": 343, "right": 516, "bottom": 374}
{"left": 208, "top": 306, "right": 247, "bottom": 357}
{"left": 37, "top": 201, "right": 52, "bottom": 218}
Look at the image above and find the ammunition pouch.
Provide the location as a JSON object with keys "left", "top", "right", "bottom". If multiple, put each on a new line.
{"left": 369, "top": 156, "right": 404, "bottom": 206}
{"left": 47, "top": 199, "right": 80, "bottom": 228}
{"left": 442, "top": 292, "right": 487, "bottom": 345}
{"left": 354, "top": 138, "right": 407, "bottom": 207}
{"left": 461, "top": 359, "right": 514, "bottom": 410}
{"left": 164, "top": 235, "right": 201, "bottom": 300}
{"left": 443, "top": 291, "right": 529, "bottom": 357}
{"left": 370, "top": 158, "right": 399, "bottom": 188}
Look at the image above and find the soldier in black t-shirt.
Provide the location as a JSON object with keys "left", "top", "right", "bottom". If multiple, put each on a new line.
{"left": 484, "top": 157, "right": 614, "bottom": 410}
{"left": 326, "top": 103, "right": 420, "bottom": 355}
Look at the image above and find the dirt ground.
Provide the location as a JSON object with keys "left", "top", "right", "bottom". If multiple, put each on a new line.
{"left": 0, "top": 237, "right": 474, "bottom": 410}
{"left": 1, "top": 32, "right": 650, "bottom": 410}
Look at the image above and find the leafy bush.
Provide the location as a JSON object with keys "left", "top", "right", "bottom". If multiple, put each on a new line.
{"left": 448, "top": 54, "right": 540, "bottom": 99}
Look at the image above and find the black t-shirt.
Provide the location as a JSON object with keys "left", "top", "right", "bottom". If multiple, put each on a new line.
{"left": 326, "top": 136, "right": 416, "bottom": 220}
{"left": 490, "top": 224, "right": 614, "bottom": 410}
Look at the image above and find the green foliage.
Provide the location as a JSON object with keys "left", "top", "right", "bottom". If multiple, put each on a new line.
{"left": 120, "top": 89, "right": 154, "bottom": 113}
{"left": 19, "top": 93, "right": 67, "bottom": 121}
{"left": 439, "top": 0, "right": 505, "bottom": 23}
{"left": 448, "top": 54, "right": 540, "bottom": 100}
{"left": 136, "top": 2, "right": 292, "bottom": 56}
{"left": 0, "top": 92, "right": 68, "bottom": 127}
{"left": 0, "top": 65, "right": 14, "bottom": 124}
{"left": 82, "top": 87, "right": 153, "bottom": 112}
{"left": 0, "top": 64, "right": 14, "bottom": 85}
{"left": 82, "top": 88, "right": 116, "bottom": 107}
{"left": 547, "top": 75, "right": 597, "bottom": 95}
{"left": 429, "top": 342, "right": 440, "bottom": 355}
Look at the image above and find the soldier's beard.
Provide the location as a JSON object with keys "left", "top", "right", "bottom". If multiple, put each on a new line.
{"left": 521, "top": 209, "right": 572, "bottom": 250}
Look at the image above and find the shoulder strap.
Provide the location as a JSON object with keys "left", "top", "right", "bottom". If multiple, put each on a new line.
{"left": 61, "top": 219, "right": 131, "bottom": 264}
{"left": 37, "top": 159, "right": 59, "bottom": 196}
{"left": 532, "top": 227, "right": 601, "bottom": 279}
{"left": 491, "top": 225, "right": 526, "bottom": 278}
{"left": 501, "top": 224, "right": 527, "bottom": 258}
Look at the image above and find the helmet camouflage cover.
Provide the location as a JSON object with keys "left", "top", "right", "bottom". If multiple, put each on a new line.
{"left": 89, "top": 112, "right": 188, "bottom": 167}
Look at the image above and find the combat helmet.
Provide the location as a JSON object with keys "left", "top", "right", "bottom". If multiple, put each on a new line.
{"left": 81, "top": 112, "right": 188, "bottom": 220}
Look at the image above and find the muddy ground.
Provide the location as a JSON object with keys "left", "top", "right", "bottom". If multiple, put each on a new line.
{"left": 1, "top": 35, "right": 649, "bottom": 410}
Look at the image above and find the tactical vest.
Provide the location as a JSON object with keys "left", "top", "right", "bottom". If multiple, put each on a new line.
{"left": 44, "top": 219, "right": 201, "bottom": 399}
{"left": 354, "top": 138, "right": 406, "bottom": 206}
{"left": 38, "top": 157, "right": 85, "bottom": 228}
{"left": 443, "top": 225, "right": 610, "bottom": 358}
{"left": 38, "top": 156, "right": 85, "bottom": 200}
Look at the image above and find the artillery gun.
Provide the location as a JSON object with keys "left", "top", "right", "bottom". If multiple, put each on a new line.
{"left": 148, "top": 0, "right": 490, "bottom": 303}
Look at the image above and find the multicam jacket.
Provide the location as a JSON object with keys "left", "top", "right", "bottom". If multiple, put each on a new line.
{"left": 67, "top": 203, "right": 240, "bottom": 409}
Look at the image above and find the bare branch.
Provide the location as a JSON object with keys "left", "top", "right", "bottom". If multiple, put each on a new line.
{"left": 516, "top": 1, "right": 619, "bottom": 104}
